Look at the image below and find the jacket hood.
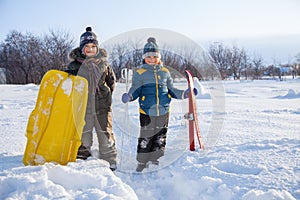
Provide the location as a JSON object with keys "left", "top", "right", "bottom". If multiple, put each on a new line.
{"left": 69, "top": 47, "right": 108, "bottom": 62}
{"left": 69, "top": 47, "right": 85, "bottom": 62}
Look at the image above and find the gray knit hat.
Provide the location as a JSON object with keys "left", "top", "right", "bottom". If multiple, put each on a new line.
{"left": 79, "top": 27, "right": 98, "bottom": 51}
{"left": 142, "top": 37, "right": 161, "bottom": 59}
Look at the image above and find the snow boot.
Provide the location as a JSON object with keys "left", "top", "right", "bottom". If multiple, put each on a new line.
{"left": 76, "top": 145, "right": 91, "bottom": 160}
{"left": 151, "top": 160, "right": 159, "bottom": 165}
{"left": 110, "top": 164, "right": 117, "bottom": 171}
{"left": 136, "top": 162, "right": 148, "bottom": 172}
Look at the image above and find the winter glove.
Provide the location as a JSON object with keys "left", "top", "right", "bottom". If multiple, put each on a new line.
{"left": 121, "top": 93, "right": 132, "bottom": 103}
{"left": 184, "top": 88, "right": 198, "bottom": 99}
{"left": 65, "top": 69, "right": 77, "bottom": 76}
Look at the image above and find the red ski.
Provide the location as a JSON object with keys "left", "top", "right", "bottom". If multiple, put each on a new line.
{"left": 184, "top": 70, "right": 204, "bottom": 151}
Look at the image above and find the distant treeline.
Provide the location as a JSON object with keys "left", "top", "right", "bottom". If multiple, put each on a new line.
{"left": 0, "top": 30, "right": 299, "bottom": 84}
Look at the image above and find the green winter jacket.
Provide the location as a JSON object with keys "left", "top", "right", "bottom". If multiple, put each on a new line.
{"left": 128, "top": 63, "right": 184, "bottom": 116}
{"left": 66, "top": 47, "right": 116, "bottom": 114}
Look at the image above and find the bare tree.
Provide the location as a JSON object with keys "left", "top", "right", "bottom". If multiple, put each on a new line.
{"left": 238, "top": 48, "right": 252, "bottom": 80}
{"left": 0, "top": 31, "right": 42, "bottom": 83}
{"left": 108, "top": 43, "right": 132, "bottom": 80}
{"left": 208, "top": 42, "right": 230, "bottom": 79}
{"left": 42, "top": 28, "right": 75, "bottom": 70}
{"left": 295, "top": 53, "right": 300, "bottom": 76}
{"left": 251, "top": 54, "right": 264, "bottom": 79}
{"left": 0, "top": 29, "right": 74, "bottom": 84}
{"left": 160, "top": 50, "right": 186, "bottom": 81}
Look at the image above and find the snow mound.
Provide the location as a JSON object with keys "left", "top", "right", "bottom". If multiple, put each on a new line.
{"left": 0, "top": 158, "right": 138, "bottom": 200}
{"left": 242, "top": 189, "right": 296, "bottom": 200}
{"left": 275, "top": 89, "right": 300, "bottom": 99}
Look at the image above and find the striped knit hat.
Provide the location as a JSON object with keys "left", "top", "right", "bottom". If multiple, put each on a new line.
{"left": 142, "top": 37, "right": 161, "bottom": 59}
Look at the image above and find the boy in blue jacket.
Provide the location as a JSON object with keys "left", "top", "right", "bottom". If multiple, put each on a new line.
{"left": 122, "top": 37, "right": 195, "bottom": 172}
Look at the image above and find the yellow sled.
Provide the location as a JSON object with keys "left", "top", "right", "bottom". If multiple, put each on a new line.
{"left": 23, "top": 70, "right": 88, "bottom": 165}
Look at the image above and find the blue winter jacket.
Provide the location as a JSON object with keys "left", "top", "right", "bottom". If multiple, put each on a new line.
{"left": 128, "top": 63, "right": 184, "bottom": 116}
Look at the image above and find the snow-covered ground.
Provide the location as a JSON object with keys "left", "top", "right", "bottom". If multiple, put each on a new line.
{"left": 0, "top": 77, "right": 299, "bottom": 200}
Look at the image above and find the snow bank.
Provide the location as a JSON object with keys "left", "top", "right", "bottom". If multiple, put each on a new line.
{"left": 275, "top": 89, "right": 300, "bottom": 99}
{"left": 242, "top": 189, "right": 296, "bottom": 200}
{"left": 0, "top": 158, "right": 137, "bottom": 200}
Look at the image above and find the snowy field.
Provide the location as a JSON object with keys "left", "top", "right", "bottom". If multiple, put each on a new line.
{"left": 0, "top": 77, "right": 300, "bottom": 200}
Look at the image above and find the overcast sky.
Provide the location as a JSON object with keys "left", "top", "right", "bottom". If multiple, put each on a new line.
{"left": 1, "top": 0, "right": 300, "bottom": 64}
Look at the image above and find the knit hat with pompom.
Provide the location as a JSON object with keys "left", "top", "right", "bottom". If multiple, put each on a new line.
{"left": 142, "top": 37, "right": 161, "bottom": 59}
{"left": 79, "top": 27, "right": 98, "bottom": 51}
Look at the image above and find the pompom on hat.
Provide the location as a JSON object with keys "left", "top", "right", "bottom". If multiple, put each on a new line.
{"left": 79, "top": 27, "right": 98, "bottom": 51}
{"left": 142, "top": 37, "right": 161, "bottom": 59}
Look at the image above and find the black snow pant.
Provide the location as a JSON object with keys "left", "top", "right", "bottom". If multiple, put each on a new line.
{"left": 136, "top": 113, "right": 169, "bottom": 163}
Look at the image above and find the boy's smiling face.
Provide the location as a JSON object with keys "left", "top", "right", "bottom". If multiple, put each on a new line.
{"left": 145, "top": 56, "right": 160, "bottom": 65}
{"left": 83, "top": 43, "right": 97, "bottom": 56}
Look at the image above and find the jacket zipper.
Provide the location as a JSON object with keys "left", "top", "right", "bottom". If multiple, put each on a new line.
{"left": 154, "top": 65, "right": 159, "bottom": 116}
